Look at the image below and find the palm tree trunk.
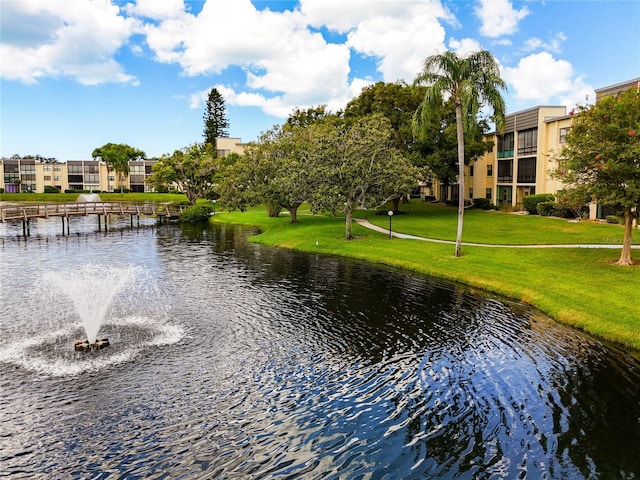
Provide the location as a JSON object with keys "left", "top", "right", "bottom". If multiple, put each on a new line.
{"left": 454, "top": 103, "right": 465, "bottom": 257}
{"left": 617, "top": 206, "right": 634, "bottom": 265}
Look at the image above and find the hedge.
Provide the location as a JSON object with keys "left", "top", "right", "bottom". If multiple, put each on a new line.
{"left": 523, "top": 194, "right": 555, "bottom": 214}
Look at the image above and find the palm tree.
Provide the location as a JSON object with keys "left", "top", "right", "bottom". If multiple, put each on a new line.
{"left": 414, "top": 50, "right": 506, "bottom": 257}
{"left": 92, "top": 143, "right": 145, "bottom": 193}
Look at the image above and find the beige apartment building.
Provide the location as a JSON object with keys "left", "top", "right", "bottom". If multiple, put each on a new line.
{"left": 0, "top": 137, "right": 245, "bottom": 194}
{"left": 464, "top": 105, "right": 570, "bottom": 210}
{"left": 451, "top": 78, "right": 639, "bottom": 218}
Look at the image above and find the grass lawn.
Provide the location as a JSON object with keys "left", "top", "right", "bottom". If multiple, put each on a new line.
{"left": 356, "top": 201, "right": 639, "bottom": 246}
{"left": 212, "top": 202, "right": 640, "bottom": 354}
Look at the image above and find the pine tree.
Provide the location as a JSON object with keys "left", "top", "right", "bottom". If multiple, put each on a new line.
{"left": 203, "top": 88, "right": 230, "bottom": 155}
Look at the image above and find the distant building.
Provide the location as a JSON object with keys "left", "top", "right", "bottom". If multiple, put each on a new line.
{"left": 0, "top": 137, "right": 245, "bottom": 194}
{"left": 216, "top": 137, "right": 246, "bottom": 158}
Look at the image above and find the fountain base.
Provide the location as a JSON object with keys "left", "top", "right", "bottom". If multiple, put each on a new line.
{"left": 74, "top": 338, "right": 110, "bottom": 352}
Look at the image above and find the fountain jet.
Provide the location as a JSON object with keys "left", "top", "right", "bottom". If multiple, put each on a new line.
{"left": 42, "top": 265, "right": 138, "bottom": 350}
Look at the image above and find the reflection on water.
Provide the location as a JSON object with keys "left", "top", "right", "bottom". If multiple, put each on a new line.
{"left": 1, "top": 220, "right": 639, "bottom": 479}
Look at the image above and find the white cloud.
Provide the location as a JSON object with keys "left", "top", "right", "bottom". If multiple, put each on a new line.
{"left": 475, "top": 0, "right": 529, "bottom": 38}
{"left": 502, "top": 52, "right": 594, "bottom": 108}
{"left": 143, "top": 0, "right": 410, "bottom": 117}
{"left": 448, "top": 38, "right": 483, "bottom": 57}
{"left": 299, "top": 0, "right": 454, "bottom": 33}
{"left": 0, "top": 0, "right": 139, "bottom": 85}
{"left": 522, "top": 32, "right": 567, "bottom": 53}
{"left": 123, "top": 0, "right": 186, "bottom": 20}
{"left": 345, "top": 3, "right": 452, "bottom": 83}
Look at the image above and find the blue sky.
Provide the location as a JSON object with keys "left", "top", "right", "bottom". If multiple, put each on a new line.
{"left": 1, "top": 0, "right": 639, "bottom": 161}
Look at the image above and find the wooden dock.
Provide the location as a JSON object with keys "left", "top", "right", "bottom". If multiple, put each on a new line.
{"left": 0, "top": 201, "right": 187, "bottom": 236}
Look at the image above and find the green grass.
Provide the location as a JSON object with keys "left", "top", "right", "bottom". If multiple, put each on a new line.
{"left": 212, "top": 202, "right": 640, "bottom": 354}
{"left": 356, "top": 202, "right": 638, "bottom": 245}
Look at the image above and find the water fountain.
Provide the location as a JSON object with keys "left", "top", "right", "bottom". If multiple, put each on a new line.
{"left": 77, "top": 192, "right": 102, "bottom": 203}
{"left": 42, "top": 264, "right": 137, "bottom": 350}
{"left": 0, "top": 263, "right": 184, "bottom": 376}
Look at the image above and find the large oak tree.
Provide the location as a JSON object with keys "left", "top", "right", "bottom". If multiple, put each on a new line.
{"left": 308, "top": 114, "right": 419, "bottom": 239}
{"left": 555, "top": 87, "right": 640, "bottom": 265}
{"left": 146, "top": 143, "right": 220, "bottom": 204}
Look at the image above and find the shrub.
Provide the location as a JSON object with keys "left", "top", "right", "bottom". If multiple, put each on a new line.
{"left": 537, "top": 201, "right": 556, "bottom": 216}
{"left": 44, "top": 186, "right": 60, "bottom": 193}
{"left": 606, "top": 215, "right": 624, "bottom": 225}
{"left": 523, "top": 194, "right": 555, "bottom": 214}
{"left": 156, "top": 186, "right": 169, "bottom": 193}
{"left": 554, "top": 204, "right": 576, "bottom": 219}
{"left": 472, "top": 198, "right": 495, "bottom": 210}
{"left": 423, "top": 195, "right": 436, "bottom": 202}
{"left": 179, "top": 204, "right": 214, "bottom": 223}
{"left": 171, "top": 199, "right": 193, "bottom": 207}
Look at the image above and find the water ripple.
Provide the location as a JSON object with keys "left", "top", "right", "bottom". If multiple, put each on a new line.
{"left": 1, "top": 223, "right": 639, "bottom": 479}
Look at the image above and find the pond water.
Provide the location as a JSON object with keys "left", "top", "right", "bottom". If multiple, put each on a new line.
{"left": 1, "top": 217, "right": 639, "bottom": 479}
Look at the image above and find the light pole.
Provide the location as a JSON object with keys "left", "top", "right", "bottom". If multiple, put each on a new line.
{"left": 212, "top": 199, "right": 217, "bottom": 215}
{"left": 388, "top": 210, "right": 394, "bottom": 239}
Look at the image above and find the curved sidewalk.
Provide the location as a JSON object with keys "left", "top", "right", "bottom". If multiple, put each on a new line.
{"left": 354, "top": 218, "right": 639, "bottom": 249}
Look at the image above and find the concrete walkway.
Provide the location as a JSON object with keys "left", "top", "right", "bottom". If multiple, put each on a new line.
{"left": 354, "top": 218, "right": 639, "bottom": 249}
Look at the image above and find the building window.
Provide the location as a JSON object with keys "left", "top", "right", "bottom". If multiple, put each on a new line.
{"left": 43, "top": 165, "right": 51, "bottom": 171}
{"left": 54, "top": 176, "right": 61, "bottom": 182}
{"left": 517, "top": 128, "right": 538, "bottom": 155}
{"left": 486, "top": 188, "right": 492, "bottom": 200}
{"left": 560, "top": 127, "right": 570, "bottom": 143}
{"left": 497, "top": 133, "right": 514, "bottom": 158}
{"left": 487, "top": 164, "right": 493, "bottom": 176}
{"left": 469, "top": 188, "right": 473, "bottom": 199}
{"left": 469, "top": 165, "right": 474, "bottom": 177}
{"left": 44, "top": 175, "right": 52, "bottom": 181}
{"left": 497, "top": 160, "right": 513, "bottom": 182}
{"left": 517, "top": 157, "right": 536, "bottom": 183}
{"left": 54, "top": 166, "right": 61, "bottom": 171}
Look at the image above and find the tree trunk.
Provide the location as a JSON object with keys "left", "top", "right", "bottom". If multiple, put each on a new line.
{"left": 392, "top": 196, "right": 401, "bottom": 214}
{"left": 288, "top": 206, "right": 298, "bottom": 223}
{"left": 616, "top": 206, "right": 635, "bottom": 266}
{"left": 454, "top": 103, "right": 465, "bottom": 257}
{"left": 186, "top": 190, "right": 198, "bottom": 204}
{"left": 345, "top": 205, "right": 353, "bottom": 240}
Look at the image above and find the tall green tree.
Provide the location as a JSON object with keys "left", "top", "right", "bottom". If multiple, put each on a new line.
{"left": 146, "top": 143, "right": 219, "bottom": 204}
{"left": 309, "top": 114, "right": 419, "bottom": 239}
{"left": 218, "top": 108, "right": 330, "bottom": 222}
{"left": 345, "top": 81, "right": 429, "bottom": 213}
{"left": 203, "top": 88, "right": 230, "bottom": 155}
{"left": 555, "top": 88, "right": 640, "bottom": 266}
{"left": 92, "top": 143, "right": 145, "bottom": 193}
{"left": 413, "top": 50, "right": 506, "bottom": 257}
{"left": 415, "top": 101, "right": 494, "bottom": 196}
{"left": 217, "top": 126, "right": 308, "bottom": 222}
